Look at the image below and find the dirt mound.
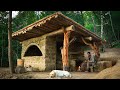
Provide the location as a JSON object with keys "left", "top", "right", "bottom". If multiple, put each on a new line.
{"left": 93, "top": 48, "right": 120, "bottom": 79}
{"left": 93, "top": 60, "right": 120, "bottom": 79}
{"left": 100, "top": 48, "right": 120, "bottom": 58}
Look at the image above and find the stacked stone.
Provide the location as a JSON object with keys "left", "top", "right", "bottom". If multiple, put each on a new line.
{"left": 45, "top": 36, "right": 56, "bottom": 71}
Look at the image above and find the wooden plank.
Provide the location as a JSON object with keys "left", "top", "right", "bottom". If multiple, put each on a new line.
{"left": 42, "top": 23, "right": 59, "bottom": 31}
{"left": 33, "top": 27, "right": 48, "bottom": 34}
{"left": 46, "top": 18, "right": 63, "bottom": 29}
{"left": 74, "top": 27, "right": 89, "bottom": 36}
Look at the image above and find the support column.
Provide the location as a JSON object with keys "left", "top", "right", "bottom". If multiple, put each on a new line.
{"left": 81, "top": 37, "right": 100, "bottom": 62}
{"left": 62, "top": 25, "right": 74, "bottom": 71}
{"left": 62, "top": 31, "right": 70, "bottom": 71}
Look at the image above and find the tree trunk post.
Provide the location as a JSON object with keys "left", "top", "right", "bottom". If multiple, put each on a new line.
{"left": 62, "top": 30, "right": 70, "bottom": 71}
{"left": 81, "top": 37, "right": 100, "bottom": 63}
{"left": 8, "top": 11, "right": 14, "bottom": 74}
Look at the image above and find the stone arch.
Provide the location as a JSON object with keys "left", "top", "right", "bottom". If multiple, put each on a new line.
{"left": 24, "top": 43, "right": 42, "bottom": 56}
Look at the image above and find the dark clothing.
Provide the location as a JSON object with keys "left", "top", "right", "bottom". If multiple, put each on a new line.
{"left": 63, "top": 66, "right": 69, "bottom": 71}
{"left": 88, "top": 54, "right": 91, "bottom": 61}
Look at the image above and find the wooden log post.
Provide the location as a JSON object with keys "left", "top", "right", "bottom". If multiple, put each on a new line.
{"left": 81, "top": 37, "right": 100, "bottom": 63}
{"left": 62, "top": 25, "right": 74, "bottom": 71}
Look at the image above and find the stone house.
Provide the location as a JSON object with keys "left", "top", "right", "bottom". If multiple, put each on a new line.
{"left": 12, "top": 12, "right": 103, "bottom": 71}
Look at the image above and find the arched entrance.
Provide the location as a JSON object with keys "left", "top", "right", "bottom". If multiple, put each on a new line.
{"left": 24, "top": 45, "right": 42, "bottom": 56}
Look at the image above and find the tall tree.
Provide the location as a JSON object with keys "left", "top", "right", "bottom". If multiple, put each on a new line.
{"left": 0, "top": 11, "right": 9, "bottom": 67}
{"left": 8, "top": 11, "right": 14, "bottom": 73}
{"left": 109, "top": 11, "right": 118, "bottom": 41}
{"left": 101, "top": 11, "right": 104, "bottom": 38}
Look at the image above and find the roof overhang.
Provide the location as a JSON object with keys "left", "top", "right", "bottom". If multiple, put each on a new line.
{"left": 12, "top": 12, "right": 102, "bottom": 43}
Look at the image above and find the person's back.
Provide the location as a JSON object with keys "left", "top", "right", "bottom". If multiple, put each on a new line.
{"left": 87, "top": 52, "right": 91, "bottom": 61}
{"left": 91, "top": 52, "right": 95, "bottom": 62}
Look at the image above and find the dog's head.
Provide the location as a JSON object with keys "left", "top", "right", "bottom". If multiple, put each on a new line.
{"left": 49, "top": 71, "right": 56, "bottom": 78}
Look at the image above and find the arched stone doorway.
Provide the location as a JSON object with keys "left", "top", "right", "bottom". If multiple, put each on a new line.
{"left": 24, "top": 45, "right": 42, "bottom": 56}
{"left": 22, "top": 44, "right": 45, "bottom": 71}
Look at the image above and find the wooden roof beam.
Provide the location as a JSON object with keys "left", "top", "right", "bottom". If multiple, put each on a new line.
{"left": 45, "top": 25, "right": 75, "bottom": 37}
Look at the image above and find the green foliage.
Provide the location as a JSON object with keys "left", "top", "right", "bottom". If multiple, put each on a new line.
{"left": 82, "top": 11, "right": 100, "bottom": 34}
{"left": 0, "top": 11, "right": 9, "bottom": 67}
{"left": 13, "top": 11, "right": 37, "bottom": 32}
{"left": 114, "top": 44, "right": 120, "bottom": 48}
{"left": 0, "top": 11, "right": 120, "bottom": 67}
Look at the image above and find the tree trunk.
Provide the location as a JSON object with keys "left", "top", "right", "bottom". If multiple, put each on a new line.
{"left": 8, "top": 11, "right": 14, "bottom": 74}
{"left": 101, "top": 11, "right": 103, "bottom": 38}
{"left": 109, "top": 11, "right": 118, "bottom": 41}
{"left": 81, "top": 37, "right": 100, "bottom": 62}
{"left": 91, "top": 15, "right": 96, "bottom": 34}
{"left": 118, "top": 30, "right": 119, "bottom": 40}
{"left": 1, "top": 28, "right": 3, "bottom": 67}
{"left": 80, "top": 11, "right": 85, "bottom": 26}
{"left": 62, "top": 30, "right": 72, "bottom": 71}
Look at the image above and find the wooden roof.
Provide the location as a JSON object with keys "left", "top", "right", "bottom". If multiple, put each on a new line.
{"left": 12, "top": 12, "right": 102, "bottom": 42}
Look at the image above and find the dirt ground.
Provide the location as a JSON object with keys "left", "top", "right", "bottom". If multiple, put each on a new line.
{"left": 0, "top": 68, "right": 98, "bottom": 79}
{"left": 93, "top": 48, "right": 120, "bottom": 79}
{"left": 0, "top": 48, "right": 120, "bottom": 79}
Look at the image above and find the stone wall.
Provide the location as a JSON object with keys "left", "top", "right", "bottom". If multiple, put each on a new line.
{"left": 45, "top": 36, "right": 56, "bottom": 71}
{"left": 69, "top": 42, "right": 85, "bottom": 71}
{"left": 21, "top": 35, "right": 46, "bottom": 71}
{"left": 20, "top": 33, "right": 85, "bottom": 72}
{"left": 22, "top": 56, "right": 45, "bottom": 71}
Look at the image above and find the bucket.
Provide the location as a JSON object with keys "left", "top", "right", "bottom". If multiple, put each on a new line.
{"left": 17, "top": 59, "right": 24, "bottom": 67}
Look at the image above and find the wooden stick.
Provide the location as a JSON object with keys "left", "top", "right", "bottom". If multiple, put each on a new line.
{"left": 68, "top": 36, "right": 77, "bottom": 46}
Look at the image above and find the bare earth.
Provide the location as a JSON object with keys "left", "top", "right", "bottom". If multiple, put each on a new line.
{"left": 0, "top": 67, "right": 98, "bottom": 79}
{"left": 0, "top": 48, "right": 120, "bottom": 79}
{"left": 94, "top": 48, "right": 120, "bottom": 79}
{"left": 18, "top": 72, "right": 98, "bottom": 79}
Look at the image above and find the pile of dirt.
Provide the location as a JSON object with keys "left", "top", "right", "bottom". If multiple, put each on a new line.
{"left": 93, "top": 60, "right": 120, "bottom": 79}
{"left": 93, "top": 48, "right": 120, "bottom": 79}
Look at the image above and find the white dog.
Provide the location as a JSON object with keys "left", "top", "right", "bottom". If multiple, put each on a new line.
{"left": 49, "top": 70, "right": 72, "bottom": 79}
{"left": 25, "top": 65, "right": 33, "bottom": 72}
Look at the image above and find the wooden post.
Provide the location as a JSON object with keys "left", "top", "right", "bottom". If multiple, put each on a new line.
{"left": 62, "top": 30, "right": 70, "bottom": 71}
{"left": 62, "top": 25, "right": 74, "bottom": 71}
{"left": 81, "top": 37, "right": 100, "bottom": 62}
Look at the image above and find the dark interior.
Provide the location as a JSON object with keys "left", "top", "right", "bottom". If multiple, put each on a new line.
{"left": 24, "top": 45, "right": 42, "bottom": 56}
